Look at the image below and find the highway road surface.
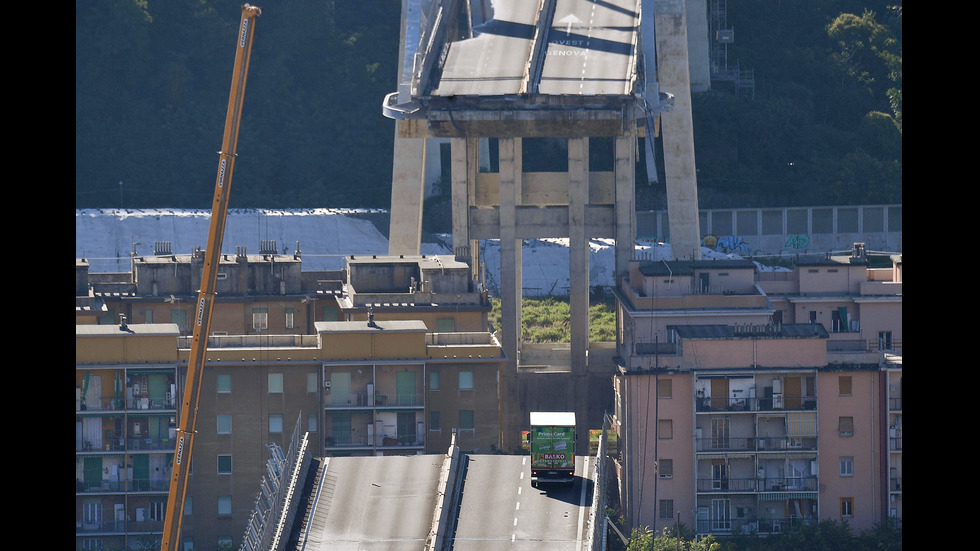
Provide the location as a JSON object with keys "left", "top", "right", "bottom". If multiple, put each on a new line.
{"left": 433, "top": 0, "right": 640, "bottom": 97}
{"left": 295, "top": 455, "right": 445, "bottom": 551}
{"left": 450, "top": 454, "right": 594, "bottom": 550}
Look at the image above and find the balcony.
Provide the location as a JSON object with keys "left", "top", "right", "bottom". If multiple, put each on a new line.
{"left": 697, "top": 516, "right": 816, "bottom": 536}
{"left": 76, "top": 395, "right": 176, "bottom": 413}
{"left": 324, "top": 392, "right": 424, "bottom": 409}
{"left": 76, "top": 519, "right": 164, "bottom": 534}
{"left": 696, "top": 396, "right": 816, "bottom": 412}
{"left": 696, "top": 436, "right": 817, "bottom": 453}
{"left": 324, "top": 434, "right": 425, "bottom": 450}
{"left": 695, "top": 476, "right": 817, "bottom": 493}
{"left": 76, "top": 478, "right": 170, "bottom": 493}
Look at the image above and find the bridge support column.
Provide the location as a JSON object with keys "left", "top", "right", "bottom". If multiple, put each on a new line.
{"left": 615, "top": 134, "right": 637, "bottom": 280}
{"left": 388, "top": 122, "right": 427, "bottom": 255}
{"left": 499, "top": 137, "right": 523, "bottom": 373}
{"left": 451, "top": 137, "right": 481, "bottom": 280}
{"left": 655, "top": 0, "right": 702, "bottom": 260}
{"left": 568, "top": 137, "right": 589, "bottom": 373}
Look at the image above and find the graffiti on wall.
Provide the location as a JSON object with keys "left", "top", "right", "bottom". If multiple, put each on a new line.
{"left": 785, "top": 234, "right": 810, "bottom": 249}
{"left": 701, "top": 234, "right": 751, "bottom": 254}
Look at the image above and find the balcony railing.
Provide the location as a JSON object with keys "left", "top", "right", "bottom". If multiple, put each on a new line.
{"left": 696, "top": 396, "right": 816, "bottom": 412}
{"left": 77, "top": 435, "right": 175, "bottom": 453}
{"left": 76, "top": 519, "right": 164, "bottom": 534}
{"left": 890, "top": 477, "right": 902, "bottom": 492}
{"left": 696, "top": 516, "right": 816, "bottom": 535}
{"left": 76, "top": 395, "right": 176, "bottom": 412}
{"left": 324, "top": 434, "right": 424, "bottom": 449}
{"left": 697, "top": 436, "right": 817, "bottom": 452}
{"left": 696, "top": 476, "right": 817, "bottom": 493}
{"left": 325, "top": 392, "right": 424, "bottom": 409}
{"left": 75, "top": 478, "right": 170, "bottom": 493}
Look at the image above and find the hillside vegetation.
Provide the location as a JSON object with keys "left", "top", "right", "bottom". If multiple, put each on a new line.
{"left": 489, "top": 295, "right": 618, "bottom": 344}
{"left": 76, "top": 1, "right": 900, "bottom": 211}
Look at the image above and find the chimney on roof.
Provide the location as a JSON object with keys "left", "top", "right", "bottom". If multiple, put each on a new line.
{"left": 119, "top": 314, "right": 128, "bottom": 331}
{"left": 367, "top": 309, "right": 376, "bottom": 328}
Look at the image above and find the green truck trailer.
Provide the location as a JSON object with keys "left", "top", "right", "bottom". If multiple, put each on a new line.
{"left": 528, "top": 411, "right": 576, "bottom": 487}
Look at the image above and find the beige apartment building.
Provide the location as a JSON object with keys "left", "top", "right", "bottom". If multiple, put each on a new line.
{"left": 612, "top": 244, "right": 902, "bottom": 537}
{"left": 76, "top": 252, "right": 503, "bottom": 550}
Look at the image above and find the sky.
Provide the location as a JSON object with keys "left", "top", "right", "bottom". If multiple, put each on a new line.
{"left": 76, "top": 208, "right": 783, "bottom": 297}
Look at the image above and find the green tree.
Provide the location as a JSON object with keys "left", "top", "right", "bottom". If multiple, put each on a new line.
{"left": 827, "top": 8, "right": 902, "bottom": 130}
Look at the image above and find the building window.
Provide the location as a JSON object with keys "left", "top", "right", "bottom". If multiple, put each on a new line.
{"left": 217, "top": 455, "right": 232, "bottom": 474}
{"left": 839, "top": 416, "right": 854, "bottom": 437}
{"left": 321, "top": 304, "right": 339, "bottom": 321}
{"left": 217, "top": 537, "right": 233, "bottom": 549}
{"left": 172, "top": 309, "right": 187, "bottom": 331}
{"left": 217, "top": 415, "right": 232, "bottom": 434}
{"left": 150, "top": 499, "right": 166, "bottom": 521}
{"left": 658, "top": 379, "right": 672, "bottom": 399}
{"left": 711, "top": 417, "right": 730, "bottom": 448}
{"left": 285, "top": 308, "right": 295, "bottom": 329}
{"left": 82, "top": 539, "right": 103, "bottom": 550}
{"left": 459, "top": 410, "right": 474, "bottom": 430}
{"left": 218, "top": 496, "right": 232, "bottom": 516}
{"left": 437, "top": 318, "right": 455, "bottom": 332}
{"left": 252, "top": 308, "right": 268, "bottom": 330}
{"left": 184, "top": 496, "right": 193, "bottom": 515}
{"left": 659, "top": 500, "right": 674, "bottom": 519}
{"left": 659, "top": 459, "right": 673, "bottom": 479}
{"left": 430, "top": 411, "right": 441, "bottom": 431}
{"left": 143, "top": 309, "right": 154, "bottom": 323}
{"left": 658, "top": 419, "right": 673, "bottom": 439}
{"left": 84, "top": 500, "right": 102, "bottom": 526}
{"left": 839, "top": 376, "right": 852, "bottom": 396}
{"left": 459, "top": 371, "right": 474, "bottom": 390}
{"left": 269, "top": 414, "right": 284, "bottom": 433}
{"left": 268, "top": 373, "right": 283, "bottom": 393}
{"left": 430, "top": 371, "right": 440, "bottom": 391}
{"left": 100, "top": 309, "right": 116, "bottom": 325}
{"left": 840, "top": 456, "right": 854, "bottom": 477}
{"left": 840, "top": 497, "right": 854, "bottom": 517}
{"left": 308, "top": 413, "right": 318, "bottom": 432}
{"left": 217, "top": 374, "right": 231, "bottom": 393}
{"left": 307, "top": 373, "right": 317, "bottom": 393}
{"left": 182, "top": 538, "right": 194, "bottom": 551}
{"left": 878, "top": 331, "right": 893, "bottom": 350}
{"left": 808, "top": 310, "right": 817, "bottom": 323}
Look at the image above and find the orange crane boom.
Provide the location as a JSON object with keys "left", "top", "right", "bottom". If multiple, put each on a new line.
{"left": 160, "top": 5, "right": 262, "bottom": 549}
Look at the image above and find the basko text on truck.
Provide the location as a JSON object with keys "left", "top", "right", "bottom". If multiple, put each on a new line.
{"left": 528, "top": 411, "right": 576, "bottom": 488}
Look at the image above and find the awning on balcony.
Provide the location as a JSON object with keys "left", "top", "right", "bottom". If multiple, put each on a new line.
{"left": 759, "top": 491, "right": 817, "bottom": 501}
{"left": 787, "top": 412, "right": 816, "bottom": 437}
{"left": 77, "top": 453, "right": 121, "bottom": 459}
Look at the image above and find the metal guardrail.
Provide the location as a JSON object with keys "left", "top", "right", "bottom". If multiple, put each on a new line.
{"left": 239, "top": 414, "right": 306, "bottom": 551}
{"left": 586, "top": 421, "right": 609, "bottom": 551}
{"left": 428, "top": 431, "right": 464, "bottom": 551}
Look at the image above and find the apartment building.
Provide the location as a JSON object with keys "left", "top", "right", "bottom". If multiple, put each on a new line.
{"left": 611, "top": 244, "right": 902, "bottom": 537}
{"left": 76, "top": 241, "right": 344, "bottom": 335}
{"left": 75, "top": 251, "right": 503, "bottom": 550}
